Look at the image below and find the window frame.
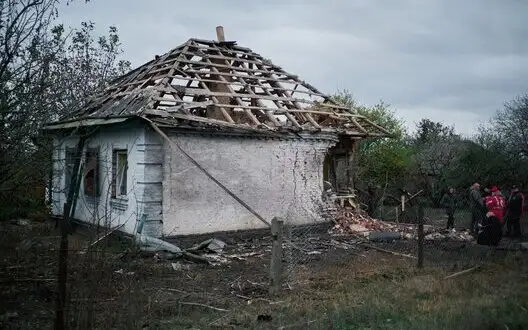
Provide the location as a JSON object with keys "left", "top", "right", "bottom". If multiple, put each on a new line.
{"left": 112, "top": 149, "right": 128, "bottom": 199}
{"left": 83, "top": 147, "right": 101, "bottom": 197}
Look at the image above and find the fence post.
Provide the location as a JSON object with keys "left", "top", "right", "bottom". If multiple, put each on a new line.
{"left": 269, "top": 217, "right": 284, "bottom": 296}
{"left": 55, "top": 202, "right": 71, "bottom": 330}
{"left": 417, "top": 203, "right": 425, "bottom": 269}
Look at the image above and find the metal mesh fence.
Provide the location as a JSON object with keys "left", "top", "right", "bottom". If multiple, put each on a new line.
{"left": 2, "top": 186, "right": 526, "bottom": 329}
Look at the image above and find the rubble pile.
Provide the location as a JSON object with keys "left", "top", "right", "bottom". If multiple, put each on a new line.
{"left": 331, "top": 207, "right": 416, "bottom": 237}
{"left": 332, "top": 208, "right": 391, "bottom": 234}
{"left": 330, "top": 207, "right": 473, "bottom": 242}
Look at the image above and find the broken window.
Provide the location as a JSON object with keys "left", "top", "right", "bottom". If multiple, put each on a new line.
{"left": 83, "top": 148, "right": 100, "bottom": 197}
{"left": 112, "top": 149, "right": 128, "bottom": 198}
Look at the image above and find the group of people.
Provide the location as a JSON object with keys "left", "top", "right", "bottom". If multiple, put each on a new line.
{"left": 440, "top": 183, "right": 524, "bottom": 246}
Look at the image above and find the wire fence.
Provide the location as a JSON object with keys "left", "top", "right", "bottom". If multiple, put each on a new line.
{"left": 2, "top": 185, "right": 527, "bottom": 329}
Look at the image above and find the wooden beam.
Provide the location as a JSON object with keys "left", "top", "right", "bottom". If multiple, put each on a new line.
{"left": 145, "top": 118, "right": 271, "bottom": 227}
{"left": 206, "top": 57, "right": 262, "bottom": 126}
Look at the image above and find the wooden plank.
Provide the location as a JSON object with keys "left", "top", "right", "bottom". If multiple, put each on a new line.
{"left": 181, "top": 51, "right": 272, "bottom": 68}
{"left": 190, "top": 38, "right": 254, "bottom": 53}
{"left": 207, "top": 58, "right": 262, "bottom": 126}
{"left": 171, "top": 71, "right": 326, "bottom": 98}
{"left": 252, "top": 69, "right": 308, "bottom": 128}
{"left": 150, "top": 45, "right": 192, "bottom": 108}
{"left": 192, "top": 72, "right": 235, "bottom": 123}
{"left": 176, "top": 58, "right": 288, "bottom": 77}
{"left": 144, "top": 110, "right": 276, "bottom": 134}
{"left": 305, "top": 113, "right": 322, "bottom": 129}
{"left": 151, "top": 88, "right": 318, "bottom": 106}
{"left": 349, "top": 117, "right": 368, "bottom": 134}
{"left": 235, "top": 76, "right": 281, "bottom": 127}
{"left": 145, "top": 118, "right": 271, "bottom": 228}
{"left": 117, "top": 67, "right": 329, "bottom": 102}
{"left": 250, "top": 79, "right": 303, "bottom": 128}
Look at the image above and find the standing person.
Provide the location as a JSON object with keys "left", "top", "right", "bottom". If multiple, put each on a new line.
{"left": 440, "top": 187, "right": 457, "bottom": 229}
{"left": 469, "top": 183, "right": 485, "bottom": 235}
{"left": 478, "top": 186, "right": 506, "bottom": 245}
{"left": 484, "top": 187, "right": 506, "bottom": 223}
{"left": 505, "top": 185, "right": 524, "bottom": 238}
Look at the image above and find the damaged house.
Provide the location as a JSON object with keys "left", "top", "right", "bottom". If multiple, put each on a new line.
{"left": 44, "top": 27, "right": 390, "bottom": 238}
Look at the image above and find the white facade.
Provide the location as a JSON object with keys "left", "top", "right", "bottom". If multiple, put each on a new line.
{"left": 51, "top": 121, "right": 154, "bottom": 236}
{"left": 51, "top": 122, "right": 339, "bottom": 237}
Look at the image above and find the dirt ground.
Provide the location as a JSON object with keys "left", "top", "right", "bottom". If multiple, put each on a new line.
{"left": 1, "top": 215, "right": 527, "bottom": 330}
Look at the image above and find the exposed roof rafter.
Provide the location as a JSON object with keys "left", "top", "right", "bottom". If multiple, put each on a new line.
{"left": 58, "top": 29, "right": 391, "bottom": 138}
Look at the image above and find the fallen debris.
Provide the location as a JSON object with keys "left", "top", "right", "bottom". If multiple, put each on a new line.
{"left": 360, "top": 242, "right": 417, "bottom": 259}
{"left": 9, "top": 219, "right": 30, "bottom": 227}
{"left": 179, "top": 301, "right": 229, "bottom": 312}
{"left": 425, "top": 228, "right": 474, "bottom": 242}
{"left": 170, "top": 262, "right": 191, "bottom": 271}
{"left": 187, "top": 238, "right": 226, "bottom": 253}
{"left": 86, "top": 223, "right": 126, "bottom": 251}
{"left": 331, "top": 207, "right": 422, "bottom": 238}
{"left": 443, "top": 266, "right": 479, "bottom": 280}
{"left": 368, "top": 232, "right": 401, "bottom": 243}
{"left": 330, "top": 206, "right": 474, "bottom": 243}
{"left": 114, "top": 269, "right": 135, "bottom": 276}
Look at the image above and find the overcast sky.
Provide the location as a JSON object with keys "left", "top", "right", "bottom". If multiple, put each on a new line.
{"left": 58, "top": 0, "right": 528, "bottom": 136}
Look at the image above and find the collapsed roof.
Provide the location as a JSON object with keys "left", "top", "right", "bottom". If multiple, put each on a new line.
{"left": 52, "top": 27, "right": 390, "bottom": 138}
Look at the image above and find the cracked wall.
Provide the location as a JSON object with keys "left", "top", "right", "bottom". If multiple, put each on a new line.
{"left": 160, "top": 131, "right": 337, "bottom": 236}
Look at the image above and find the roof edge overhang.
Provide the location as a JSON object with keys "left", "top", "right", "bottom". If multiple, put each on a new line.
{"left": 42, "top": 116, "right": 135, "bottom": 130}
{"left": 42, "top": 113, "right": 392, "bottom": 140}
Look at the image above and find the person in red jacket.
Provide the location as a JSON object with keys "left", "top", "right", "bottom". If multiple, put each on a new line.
{"left": 484, "top": 186, "right": 506, "bottom": 223}
{"left": 478, "top": 186, "right": 506, "bottom": 246}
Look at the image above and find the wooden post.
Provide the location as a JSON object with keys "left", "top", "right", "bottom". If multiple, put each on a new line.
{"left": 401, "top": 195, "right": 406, "bottom": 212}
{"left": 55, "top": 136, "right": 85, "bottom": 330}
{"left": 269, "top": 217, "right": 284, "bottom": 296}
{"left": 395, "top": 206, "right": 399, "bottom": 223}
{"left": 417, "top": 204, "right": 425, "bottom": 269}
{"left": 55, "top": 202, "right": 71, "bottom": 330}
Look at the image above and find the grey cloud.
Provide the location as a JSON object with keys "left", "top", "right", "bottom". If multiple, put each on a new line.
{"left": 57, "top": 0, "right": 528, "bottom": 135}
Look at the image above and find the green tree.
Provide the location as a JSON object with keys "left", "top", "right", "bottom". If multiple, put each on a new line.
{"left": 332, "top": 90, "right": 412, "bottom": 189}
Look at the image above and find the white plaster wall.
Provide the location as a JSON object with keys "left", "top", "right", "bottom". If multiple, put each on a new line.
{"left": 50, "top": 122, "right": 146, "bottom": 236}
{"left": 162, "top": 132, "right": 337, "bottom": 236}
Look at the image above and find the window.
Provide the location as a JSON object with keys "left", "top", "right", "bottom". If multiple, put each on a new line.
{"left": 112, "top": 149, "right": 128, "bottom": 198}
{"left": 64, "top": 147, "right": 76, "bottom": 194}
{"left": 83, "top": 148, "right": 100, "bottom": 197}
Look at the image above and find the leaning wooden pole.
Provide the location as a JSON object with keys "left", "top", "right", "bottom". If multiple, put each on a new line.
{"left": 144, "top": 118, "right": 270, "bottom": 227}
{"left": 55, "top": 136, "right": 85, "bottom": 330}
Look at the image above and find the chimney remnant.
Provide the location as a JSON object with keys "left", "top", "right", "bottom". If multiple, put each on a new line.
{"left": 216, "top": 26, "right": 225, "bottom": 42}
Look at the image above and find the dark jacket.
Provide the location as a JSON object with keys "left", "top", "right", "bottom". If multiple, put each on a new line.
{"left": 507, "top": 191, "right": 525, "bottom": 217}
{"left": 469, "top": 188, "right": 484, "bottom": 211}
{"left": 440, "top": 193, "right": 456, "bottom": 215}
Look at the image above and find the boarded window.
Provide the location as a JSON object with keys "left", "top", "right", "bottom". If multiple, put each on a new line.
{"left": 84, "top": 148, "right": 100, "bottom": 197}
{"left": 112, "top": 149, "right": 128, "bottom": 198}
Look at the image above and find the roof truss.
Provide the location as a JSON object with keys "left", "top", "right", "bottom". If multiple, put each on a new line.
{"left": 64, "top": 37, "right": 390, "bottom": 137}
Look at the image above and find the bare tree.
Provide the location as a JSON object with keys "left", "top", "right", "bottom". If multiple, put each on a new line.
{"left": 493, "top": 92, "right": 528, "bottom": 157}
{"left": 0, "top": 0, "right": 130, "bottom": 220}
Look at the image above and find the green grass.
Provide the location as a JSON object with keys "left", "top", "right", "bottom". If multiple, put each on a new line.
{"left": 148, "top": 254, "right": 528, "bottom": 330}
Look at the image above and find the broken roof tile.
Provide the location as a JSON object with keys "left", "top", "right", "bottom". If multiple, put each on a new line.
{"left": 56, "top": 36, "right": 391, "bottom": 138}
